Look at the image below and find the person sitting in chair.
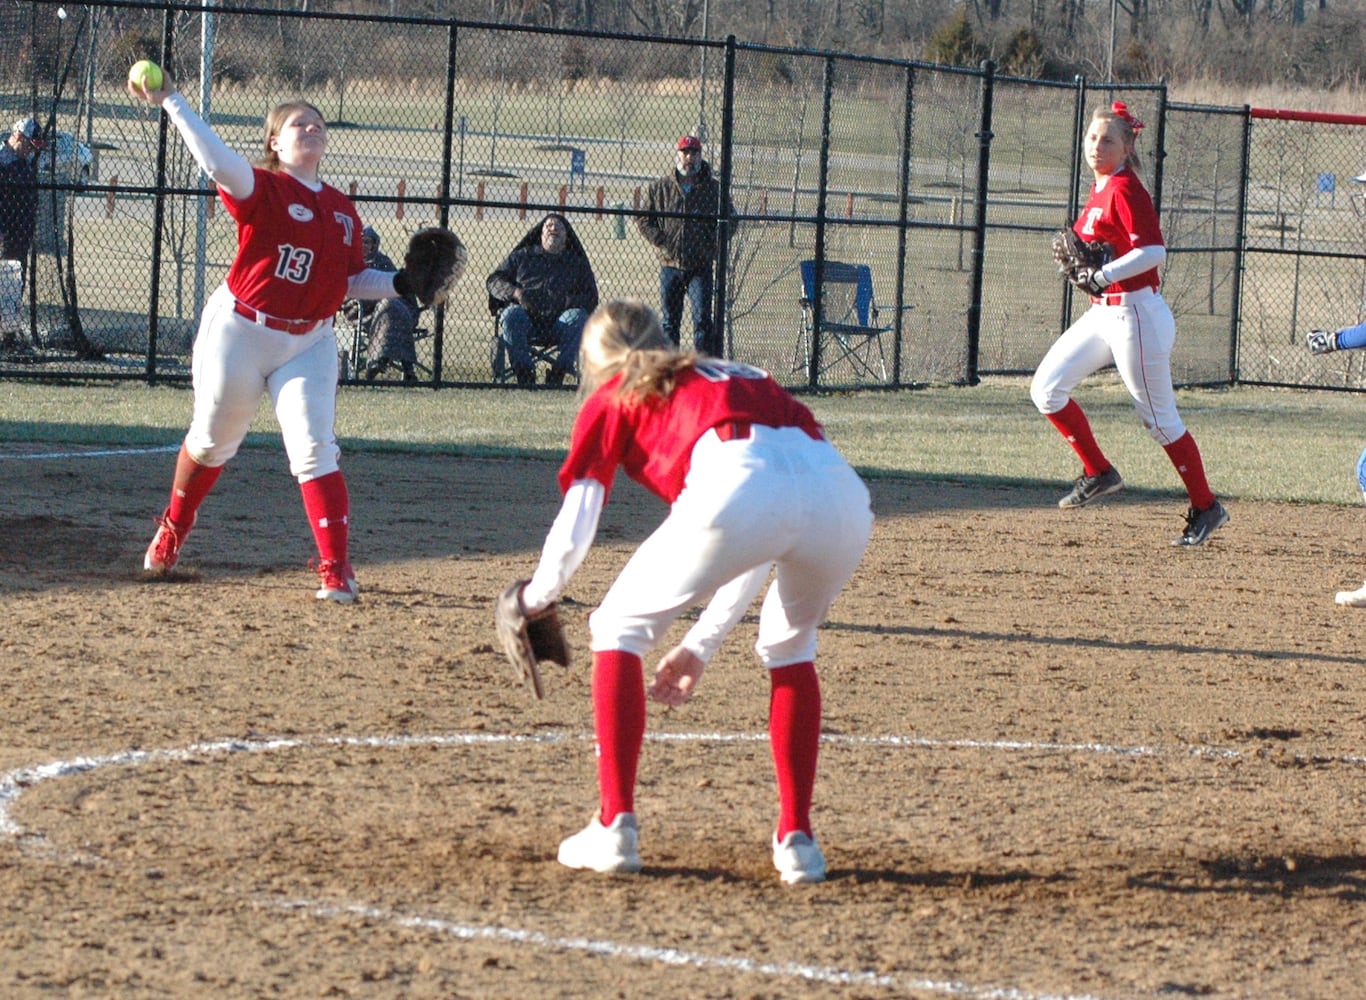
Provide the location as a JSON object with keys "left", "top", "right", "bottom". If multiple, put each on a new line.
{"left": 343, "top": 226, "right": 421, "bottom": 382}
{"left": 487, "top": 213, "right": 598, "bottom": 386}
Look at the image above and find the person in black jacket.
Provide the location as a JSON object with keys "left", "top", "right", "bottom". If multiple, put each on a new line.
{"left": 636, "top": 135, "right": 731, "bottom": 357}
{"left": 0, "top": 117, "right": 41, "bottom": 348}
{"left": 487, "top": 213, "right": 599, "bottom": 386}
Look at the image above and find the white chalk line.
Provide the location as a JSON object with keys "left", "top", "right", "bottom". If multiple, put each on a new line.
{"left": 0, "top": 444, "right": 179, "bottom": 461}
{"left": 260, "top": 896, "right": 1112, "bottom": 1000}
{"left": 5, "top": 729, "right": 1359, "bottom": 1000}
{"left": 8, "top": 729, "right": 1365, "bottom": 840}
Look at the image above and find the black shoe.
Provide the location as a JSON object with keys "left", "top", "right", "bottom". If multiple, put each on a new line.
{"left": 1172, "top": 500, "right": 1228, "bottom": 547}
{"left": 1058, "top": 466, "right": 1123, "bottom": 509}
{"left": 545, "top": 367, "right": 568, "bottom": 387}
{"left": 514, "top": 367, "right": 536, "bottom": 387}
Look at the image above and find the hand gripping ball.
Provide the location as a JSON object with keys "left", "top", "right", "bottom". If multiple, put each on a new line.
{"left": 128, "top": 60, "right": 164, "bottom": 91}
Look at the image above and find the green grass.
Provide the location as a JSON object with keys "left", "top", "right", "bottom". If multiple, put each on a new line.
{"left": 2, "top": 376, "right": 1361, "bottom": 506}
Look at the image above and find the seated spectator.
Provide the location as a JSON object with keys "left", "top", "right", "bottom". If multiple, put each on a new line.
{"left": 342, "top": 226, "right": 421, "bottom": 382}
{"left": 487, "top": 213, "right": 598, "bottom": 386}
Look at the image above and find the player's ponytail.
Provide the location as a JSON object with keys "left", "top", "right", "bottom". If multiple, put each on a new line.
{"left": 579, "top": 299, "right": 693, "bottom": 402}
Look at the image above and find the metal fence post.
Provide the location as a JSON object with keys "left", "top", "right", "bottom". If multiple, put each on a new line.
{"left": 146, "top": 8, "right": 174, "bottom": 385}
{"left": 891, "top": 64, "right": 914, "bottom": 388}
{"left": 1231, "top": 106, "right": 1253, "bottom": 384}
{"left": 714, "top": 35, "right": 736, "bottom": 359}
{"left": 964, "top": 60, "right": 996, "bottom": 387}
{"left": 806, "top": 55, "right": 836, "bottom": 388}
{"left": 426, "top": 20, "right": 460, "bottom": 388}
{"left": 1152, "top": 79, "right": 1169, "bottom": 217}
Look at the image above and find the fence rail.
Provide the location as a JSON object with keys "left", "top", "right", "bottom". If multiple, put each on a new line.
{"left": 0, "top": 0, "right": 1362, "bottom": 391}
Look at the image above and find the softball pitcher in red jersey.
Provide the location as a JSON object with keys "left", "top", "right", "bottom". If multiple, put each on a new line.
{"left": 1031, "top": 102, "right": 1228, "bottom": 547}
{"left": 128, "top": 73, "right": 413, "bottom": 601}
{"left": 515, "top": 299, "right": 872, "bottom": 884}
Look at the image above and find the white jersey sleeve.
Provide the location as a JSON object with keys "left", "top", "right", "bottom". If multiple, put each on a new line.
{"left": 1101, "top": 243, "right": 1165, "bottom": 284}
{"left": 161, "top": 92, "right": 255, "bottom": 199}
{"left": 521, "top": 479, "right": 605, "bottom": 614}
{"left": 680, "top": 563, "right": 773, "bottom": 664}
{"left": 346, "top": 267, "right": 405, "bottom": 301}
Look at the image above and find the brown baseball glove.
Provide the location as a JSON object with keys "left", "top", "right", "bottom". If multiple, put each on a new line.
{"left": 494, "top": 579, "right": 570, "bottom": 700}
{"left": 394, "top": 227, "right": 468, "bottom": 307}
{"left": 1051, "top": 228, "right": 1114, "bottom": 296}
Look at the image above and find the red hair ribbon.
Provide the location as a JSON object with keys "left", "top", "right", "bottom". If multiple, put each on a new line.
{"left": 1112, "top": 101, "right": 1145, "bottom": 133}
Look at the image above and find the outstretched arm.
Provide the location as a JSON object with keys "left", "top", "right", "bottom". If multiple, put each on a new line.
{"left": 128, "top": 74, "right": 254, "bottom": 200}
{"left": 346, "top": 268, "right": 404, "bottom": 301}
{"left": 521, "top": 479, "right": 605, "bottom": 613}
{"left": 1307, "top": 318, "right": 1366, "bottom": 354}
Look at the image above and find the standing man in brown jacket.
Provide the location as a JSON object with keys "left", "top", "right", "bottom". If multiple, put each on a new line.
{"left": 636, "top": 135, "right": 730, "bottom": 357}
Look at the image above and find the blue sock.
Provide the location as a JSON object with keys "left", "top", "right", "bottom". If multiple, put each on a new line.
{"left": 1336, "top": 320, "right": 1366, "bottom": 351}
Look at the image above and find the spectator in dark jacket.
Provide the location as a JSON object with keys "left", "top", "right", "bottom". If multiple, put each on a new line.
{"left": 487, "top": 213, "right": 598, "bottom": 386}
{"left": 0, "top": 117, "right": 41, "bottom": 348}
{"left": 636, "top": 135, "right": 732, "bottom": 357}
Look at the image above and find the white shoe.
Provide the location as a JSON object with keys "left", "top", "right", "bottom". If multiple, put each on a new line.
{"left": 1335, "top": 581, "right": 1366, "bottom": 607}
{"left": 557, "top": 813, "right": 641, "bottom": 874}
{"left": 772, "top": 830, "right": 826, "bottom": 884}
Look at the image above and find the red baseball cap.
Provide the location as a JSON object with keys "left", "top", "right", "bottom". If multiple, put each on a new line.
{"left": 676, "top": 135, "right": 701, "bottom": 151}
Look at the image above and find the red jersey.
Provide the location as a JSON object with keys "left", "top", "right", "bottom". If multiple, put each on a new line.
{"left": 220, "top": 168, "right": 364, "bottom": 321}
{"left": 559, "top": 360, "right": 824, "bottom": 503}
{"left": 1074, "top": 167, "right": 1164, "bottom": 294}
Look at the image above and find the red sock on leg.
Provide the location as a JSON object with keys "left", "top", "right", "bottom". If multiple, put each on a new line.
{"left": 1162, "top": 432, "right": 1216, "bottom": 510}
{"left": 770, "top": 661, "right": 821, "bottom": 841}
{"left": 1045, "top": 400, "right": 1110, "bottom": 477}
{"left": 298, "top": 470, "right": 350, "bottom": 563}
{"left": 592, "top": 650, "right": 646, "bottom": 825}
{"left": 166, "top": 443, "right": 222, "bottom": 528}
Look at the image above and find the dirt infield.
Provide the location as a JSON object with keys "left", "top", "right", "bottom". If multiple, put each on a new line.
{"left": 3, "top": 444, "right": 1366, "bottom": 999}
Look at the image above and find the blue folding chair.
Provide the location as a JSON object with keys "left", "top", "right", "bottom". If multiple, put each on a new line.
{"left": 793, "top": 259, "right": 905, "bottom": 383}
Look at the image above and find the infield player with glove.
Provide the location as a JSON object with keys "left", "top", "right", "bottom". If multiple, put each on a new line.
{"left": 1304, "top": 319, "right": 1366, "bottom": 605}
{"left": 128, "top": 67, "right": 464, "bottom": 600}
{"left": 496, "top": 299, "right": 872, "bottom": 884}
{"left": 1031, "top": 101, "right": 1228, "bottom": 547}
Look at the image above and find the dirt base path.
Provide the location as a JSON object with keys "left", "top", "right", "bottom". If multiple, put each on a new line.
{"left": 2, "top": 445, "right": 1365, "bottom": 999}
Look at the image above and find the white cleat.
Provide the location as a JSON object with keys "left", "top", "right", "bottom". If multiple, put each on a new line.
{"left": 1335, "top": 581, "right": 1366, "bottom": 607}
{"left": 772, "top": 830, "right": 826, "bottom": 884}
{"left": 557, "top": 813, "right": 642, "bottom": 874}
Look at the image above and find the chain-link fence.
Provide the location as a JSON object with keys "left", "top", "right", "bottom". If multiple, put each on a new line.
{"left": 1, "top": 0, "right": 1363, "bottom": 391}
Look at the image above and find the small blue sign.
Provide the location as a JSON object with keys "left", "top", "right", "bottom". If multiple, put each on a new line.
{"left": 570, "top": 148, "right": 586, "bottom": 189}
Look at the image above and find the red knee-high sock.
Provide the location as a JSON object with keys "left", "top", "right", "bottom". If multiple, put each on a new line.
{"left": 298, "top": 470, "right": 350, "bottom": 563}
{"left": 1162, "top": 432, "right": 1216, "bottom": 510}
{"left": 769, "top": 661, "right": 822, "bottom": 841}
{"left": 1045, "top": 399, "right": 1110, "bottom": 477}
{"left": 166, "top": 443, "right": 222, "bottom": 528}
{"left": 592, "top": 650, "right": 647, "bottom": 825}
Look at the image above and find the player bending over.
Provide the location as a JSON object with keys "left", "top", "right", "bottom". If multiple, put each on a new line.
{"left": 499, "top": 299, "right": 872, "bottom": 884}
